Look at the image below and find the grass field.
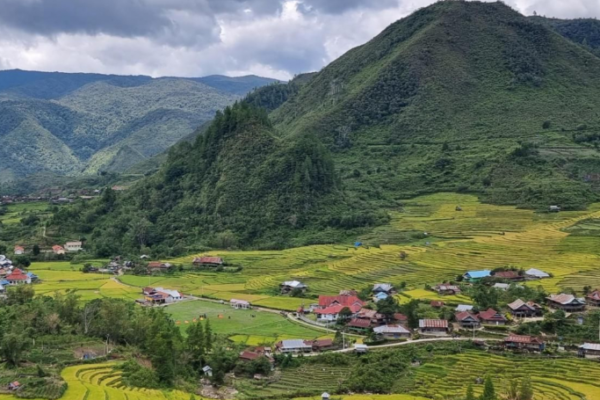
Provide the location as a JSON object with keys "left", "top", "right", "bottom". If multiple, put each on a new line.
{"left": 165, "top": 300, "right": 330, "bottom": 345}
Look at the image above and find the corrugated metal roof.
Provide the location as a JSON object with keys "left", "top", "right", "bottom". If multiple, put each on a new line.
{"left": 465, "top": 270, "right": 491, "bottom": 279}
{"left": 580, "top": 343, "right": 600, "bottom": 351}
{"left": 374, "top": 325, "right": 411, "bottom": 334}
{"left": 419, "top": 319, "right": 448, "bottom": 328}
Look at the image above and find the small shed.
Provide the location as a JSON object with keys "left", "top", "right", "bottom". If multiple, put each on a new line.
{"left": 322, "top": 392, "right": 331, "bottom": 400}
{"left": 202, "top": 365, "right": 213, "bottom": 377}
{"left": 549, "top": 205, "right": 561, "bottom": 212}
{"left": 354, "top": 344, "right": 368, "bottom": 353}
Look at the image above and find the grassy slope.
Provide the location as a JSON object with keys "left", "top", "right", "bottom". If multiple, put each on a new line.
{"left": 272, "top": 1, "right": 600, "bottom": 209}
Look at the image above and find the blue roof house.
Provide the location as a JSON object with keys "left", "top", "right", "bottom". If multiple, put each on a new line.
{"left": 463, "top": 270, "right": 491, "bottom": 282}
{"left": 374, "top": 292, "right": 389, "bottom": 302}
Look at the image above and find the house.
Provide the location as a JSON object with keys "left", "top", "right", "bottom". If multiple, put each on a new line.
{"left": 347, "top": 318, "right": 372, "bottom": 332}
{"left": 549, "top": 205, "right": 561, "bottom": 212}
{"left": 492, "top": 283, "right": 510, "bottom": 291}
{"left": 463, "top": 270, "right": 491, "bottom": 282}
{"left": 579, "top": 343, "right": 600, "bottom": 359}
{"left": 13, "top": 246, "right": 24, "bottom": 255}
{"left": 373, "top": 283, "right": 393, "bottom": 294}
{"left": 418, "top": 319, "right": 450, "bottom": 336}
{"left": 202, "top": 365, "right": 213, "bottom": 377}
{"left": 434, "top": 283, "right": 461, "bottom": 295}
{"left": 6, "top": 269, "right": 31, "bottom": 285}
{"left": 322, "top": 393, "right": 331, "bottom": 400}
{"left": 546, "top": 294, "right": 586, "bottom": 312}
{"left": 315, "top": 295, "right": 364, "bottom": 322}
{"left": 493, "top": 270, "right": 523, "bottom": 281}
{"left": 230, "top": 299, "right": 250, "bottom": 309}
{"left": 374, "top": 292, "right": 389, "bottom": 302}
{"left": 64, "top": 241, "right": 83, "bottom": 252}
{"left": 308, "top": 338, "right": 336, "bottom": 351}
{"left": 525, "top": 268, "right": 550, "bottom": 280}
{"left": 586, "top": 290, "right": 600, "bottom": 306}
{"left": 507, "top": 299, "right": 543, "bottom": 317}
{"left": 280, "top": 280, "right": 308, "bottom": 294}
{"left": 239, "top": 347, "right": 275, "bottom": 363}
{"left": 276, "top": 339, "right": 312, "bottom": 353}
{"left": 373, "top": 324, "right": 412, "bottom": 339}
{"left": 193, "top": 256, "right": 224, "bottom": 267}
{"left": 430, "top": 300, "right": 445, "bottom": 308}
{"left": 455, "top": 304, "right": 474, "bottom": 312}
{"left": 52, "top": 245, "right": 65, "bottom": 255}
{"left": 455, "top": 311, "right": 480, "bottom": 328}
{"left": 504, "top": 335, "right": 545, "bottom": 352}
{"left": 356, "top": 309, "right": 386, "bottom": 325}
{"left": 153, "top": 287, "right": 182, "bottom": 301}
{"left": 142, "top": 287, "right": 155, "bottom": 296}
{"left": 354, "top": 344, "right": 368, "bottom": 353}
{"left": 393, "top": 313, "right": 408, "bottom": 324}
{"left": 8, "top": 381, "right": 21, "bottom": 391}
{"left": 478, "top": 308, "right": 507, "bottom": 325}
{"left": 146, "top": 262, "right": 172, "bottom": 271}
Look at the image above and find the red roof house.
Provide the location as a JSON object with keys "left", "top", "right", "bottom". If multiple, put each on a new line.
{"left": 418, "top": 319, "right": 450, "bottom": 335}
{"left": 455, "top": 311, "right": 480, "bottom": 328}
{"left": 504, "top": 335, "right": 545, "bottom": 351}
{"left": 493, "top": 270, "right": 522, "bottom": 280}
{"left": 478, "top": 308, "right": 507, "bottom": 325}
{"left": 347, "top": 318, "right": 372, "bottom": 330}
{"left": 52, "top": 245, "right": 65, "bottom": 255}
{"left": 587, "top": 290, "right": 600, "bottom": 306}
{"left": 430, "top": 301, "right": 445, "bottom": 308}
{"left": 318, "top": 294, "right": 364, "bottom": 308}
{"left": 193, "top": 256, "right": 224, "bottom": 266}
{"left": 6, "top": 269, "right": 31, "bottom": 285}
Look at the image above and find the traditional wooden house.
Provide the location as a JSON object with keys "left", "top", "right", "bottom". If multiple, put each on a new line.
{"left": 579, "top": 343, "right": 600, "bottom": 359}
{"left": 418, "top": 319, "right": 450, "bottom": 336}
{"left": 504, "top": 335, "right": 545, "bottom": 352}
{"left": 507, "top": 299, "right": 543, "bottom": 317}
{"left": 493, "top": 270, "right": 523, "bottom": 281}
{"left": 280, "top": 280, "right": 308, "bottom": 294}
{"left": 434, "top": 283, "right": 461, "bottom": 295}
{"left": 146, "top": 261, "right": 172, "bottom": 272}
{"left": 230, "top": 299, "right": 250, "bottom": 309}
{"left": 455, "top": 311, "right": 480, "bottom": 328}
{"left": 373, "top": 324, "right": 412, "bottom": 339}
{"left": 430, "top": 300, "right": 445, "bottom": 308}
{"left": 546, "top": 294, "right": 586, "bottom": 312}
{"left": 477, "top": 308, "right": 507, "bottom": 325}
{"left": 192, "top": 256, "right": 224, "bottom": 267}
{"left": 308, "top": 338, "right": 337, "bottom": 351}
{"left": 586, "top": 290, "right": 600, "bottom": 307}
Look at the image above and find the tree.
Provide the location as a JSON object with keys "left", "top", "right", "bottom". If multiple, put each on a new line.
{"left": 338, "top": 307, "right": 353, "bottom": 322}
{"left": 466, "top": 383, "right": 476, "bottom": 400}
{"left": 1, "top": 333, "right": 26, "bottom": 367}
{"left": 187, "top": 321, "right": 206, "bottom": 373}
{"left": 32, "top": 244, "right": 40, "bottom": 256}
{"left": 15, "top": 255, "right": 31, "bottom": 268}
{"left": 6, "top": 285, "right": 35, "bottom": 305}
{"left": 480, "top": 376, "right": 496, "bottom": 400}
{"left": 204, "top": 318, "right": 213, "bottom": 352}
{"left": 376, "top": 296, "right": 400, "bottom": 321}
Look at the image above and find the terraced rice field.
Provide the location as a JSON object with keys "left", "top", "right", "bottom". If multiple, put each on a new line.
{"left": 411, "top": 350, "right": 600, "bottom": 400}
{"left": 30, "top": 262, "right": 141, "bottom": 301}
{"left": 0, "top": 201, "right": 51, "bottom": 225}
{"left": 57, "top": 363, "right": 202, "bottom": 400}
{"left": 114, "top": 193, "right": 600, "bottom": 307}
{"left": 237, "top": 364, "right": 352, "bottom": 398}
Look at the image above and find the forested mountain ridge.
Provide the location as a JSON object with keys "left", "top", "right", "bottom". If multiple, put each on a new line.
{"left": 52, "top": 103, "right": 387, "bottom": 255}
{"left": 0, "top": 70, "right": 276, "bottom": 182}
{"left": 533, "top": 16, "right": 600, "bottom": 57}
{"left": 271, "top": 1, "right": 600, "bottom": 210}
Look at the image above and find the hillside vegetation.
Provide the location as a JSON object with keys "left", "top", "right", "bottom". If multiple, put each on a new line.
{"left": 0, "top": 70, "right": 276, "bottom": 181}
{"left": 51, "top": 103, "right": 386, "bottom": 254}
{"left": 271, "top": 1, "right": 600, "bottom": 210}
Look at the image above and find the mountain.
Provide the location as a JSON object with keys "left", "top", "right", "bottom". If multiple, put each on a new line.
{"left": 51, "top": 103, "right": 385, "bottom": 255}
{"left": 0, "top": 70, "right": 276, "bottom": 182}
{"left": 533, "top": 16, "right": 600, "bottom": 57}
{"left": 270, "top": 1, "right": 600, "bottom": 210}
{"left": 49, "top": 1, "right": 600, "bottom": 254}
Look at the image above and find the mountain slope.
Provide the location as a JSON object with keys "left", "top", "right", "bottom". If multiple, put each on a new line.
{"left": 272, "top": 1, "right": 600, "bottom": 209}
{"left": 533, "top": 16, "right": 600, "bottom": 57}
{"left": 0, "top": 71, "right": 276, "bottom": 181}
{"left": 51, "top": 103, "right": 385, "bottom": 254}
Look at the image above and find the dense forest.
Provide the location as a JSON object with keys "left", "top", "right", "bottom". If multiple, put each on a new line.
{"left": 50, "top": 102, "right": 387, "bottom": 255}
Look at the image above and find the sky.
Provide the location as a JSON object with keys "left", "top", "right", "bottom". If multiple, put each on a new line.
{"left": 0, "top": 0, "right": 598, "bottom": 81}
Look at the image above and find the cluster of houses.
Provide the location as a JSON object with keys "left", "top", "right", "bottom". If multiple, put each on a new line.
{"left": 12, "top": 242, "right": 83, "bottom": 256}
{"left": 139, "top": 287, "right": 183, "bottom": 305}
{"left": 0, "top": 256, "right": 37, "bottom": 294}
{"left": 275, "top": 338, "right": 337, "bottom": 353}
{"left": 460, "top": 268, "right": 550, "bottom": 284}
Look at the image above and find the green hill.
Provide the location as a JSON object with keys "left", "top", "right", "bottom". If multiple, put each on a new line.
{"left": 271, "top": 1, "right": 600, "bottom": 209}
{"left": 0, "top": 70, "right": 276, "bottom": 181}
{"left": 533, "top": 16, "right": 600, "bottom": 57}
{"left": 52, "top": 103, "right": 384, "bottom": 255}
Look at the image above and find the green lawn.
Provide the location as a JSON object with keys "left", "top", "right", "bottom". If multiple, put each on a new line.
{"left": 164, "top": 300, "right": 329, "bottom": 344}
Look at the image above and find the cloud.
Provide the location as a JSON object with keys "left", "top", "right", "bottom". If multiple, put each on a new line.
{"left": 0, "top": 0, "right": 597, "bottom": 81}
